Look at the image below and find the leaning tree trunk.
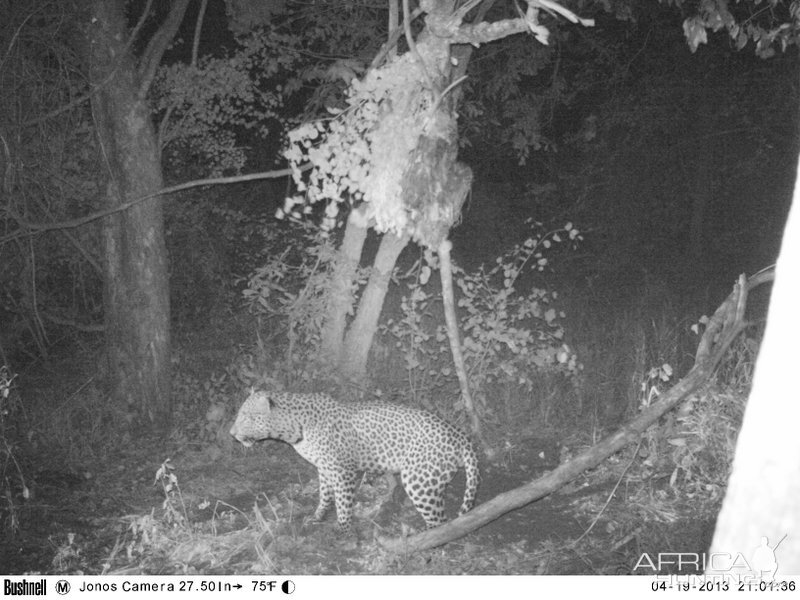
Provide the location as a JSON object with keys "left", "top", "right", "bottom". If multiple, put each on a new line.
{"left": 314, "top": 0, "right": 549, "bottom": 388}
{"left": 319, "top": 210, "right": 369, "bottom": 367}
{"left": 340, "top": 229, "right": 410, "bottom": 383}
{"left": 88, "top": 0, "right": 187, "bottom": 425}
{"left": 707, "top": 156, "right": 800, "bottom": 576}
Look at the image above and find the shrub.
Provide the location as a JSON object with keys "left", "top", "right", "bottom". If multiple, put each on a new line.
{"left": 381, "top": 220, "right": 581, "bottom": 423}
{"left": 242, "top": 220, "right": 360, "bottom": 372}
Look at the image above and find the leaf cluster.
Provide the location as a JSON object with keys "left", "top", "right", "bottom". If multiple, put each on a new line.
{"left": 152, "top": 33, "right": 296, "bottom": 176}
{"left": 676, "top": 0, "right": 800, "bottom": 57}
{"left": 283, "top": 50, "right": 435, "bottom": 235}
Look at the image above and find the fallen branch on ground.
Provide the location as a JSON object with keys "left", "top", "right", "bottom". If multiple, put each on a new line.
{"left": 377, "top": 267, "right": 775, "bottom": 553}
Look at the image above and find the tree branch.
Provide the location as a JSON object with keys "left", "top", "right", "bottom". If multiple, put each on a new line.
{"left": 454, "top": 0, "right": 487, "bottom": 22}
{"left": 377, "top": 268, "right": 774, "bottom": 553}
{"left": 434, "top": 0, "right": 593, "bottom": 48}
{"left": 371, "top": 6, "right": 425, "bottom": 69}
{"left": 191, "top": 0, "right": 209, "bottom": 67}
{"left": 694, "top": 266, "right": 774, "bottom": 363}
{"left": 129, "top": 0, "right": 156, "bottom": 50}
{"left": 137, "top": 0, "right": 192, "bottom": 98}
{"left": 41, "top": 311, "right": 104, "bottom": 333}
{"left": 403, "top": 0, "right": 434, "bottom": 90}
{"left": 388, "top": 0, "right": 399, "bottom": 59}
{"left": 21, "top": 0, "right": 156, "bottom": 129}
{"left": 28, "top": 195, "right": 103, "bottom": 273}
{"left": 445, "top": 16, "right": 531, "bottom": 46}
{"left": 0, "top": 164, "right": 311, "bottom": 243}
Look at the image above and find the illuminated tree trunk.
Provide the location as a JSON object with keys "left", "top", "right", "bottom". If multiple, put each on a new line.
{"left": 318, "top": 0, "right": 521, "bottom": 387}
{"left": 708, "top": 155, "right": 800, "bottom": 576}
{"left": 319, "top": 211, "right": 368, "bottom": 366}
{"left": 88, "top": 0, "right": 189, "bottom": 425}
{"left": 340, "top": 230, "right": 410, "bottom": 383}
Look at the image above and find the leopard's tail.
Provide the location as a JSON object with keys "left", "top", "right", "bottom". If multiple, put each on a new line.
{"left": 458, "top": 443, "right": 480, "bottom": 516}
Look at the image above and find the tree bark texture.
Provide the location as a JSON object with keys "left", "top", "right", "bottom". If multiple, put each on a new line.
{"left": 708, "top": 156, "right": 800, "bottom": 576}
{"left": 89, "top": 0, "right": 177, "bottom": 424}
{"left": 319, "top": 211, "right": 368, "bottom": 366}
{"left": 340, "top": 230, "right": 410, "bottom": 383}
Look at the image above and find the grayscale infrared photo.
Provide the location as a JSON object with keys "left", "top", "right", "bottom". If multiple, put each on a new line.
{"left": 1, "top": 0, "right": 798, "bottom": 586}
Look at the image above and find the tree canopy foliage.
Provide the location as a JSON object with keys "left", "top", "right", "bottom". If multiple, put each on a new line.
{"left": 1, "top": 0, "right": 797, "bottom": 364}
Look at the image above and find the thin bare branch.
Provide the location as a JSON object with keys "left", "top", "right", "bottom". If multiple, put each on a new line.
{"left": 21, "top": 91, "right": 92, "bottom": 128}
{"left": 0, "top": 164, "right": 312, "bottom": 243}
{"left": 157, "top": 105, "right": 175, "bottom": 152}
{"left": 41, "top": 311, "right": 104, "bottom": 333}
{"left": 445, "top": 0, "right": 593, "bottom": 48}
{"left": 388, "top": 0, "right": 399, "bottom": 59}
{"left": 454, "top": 0, "right": 486, "bottom": 22}
{"left": 403, "top": 0, "right": 435, "bottom": 90}
{"left": 0, "top": 5, "right": 40, "bottom": 72}
{"left": 27, "top": 235, "right": 49, "bottom": 348}
{"left": 40, "top": 197, "right": 103, "bottom": 273}
{"left": 448, "top": 16, "right": 530, "bottom": 45}
{"left": 371, "top": 6, "right": 424, "bottom": 69}
{"left": 129, "top": 0, "right": 155, "bottom": 49}
{"left": 138, "top": 0, "right": 192, "bottom": 98}
{"left": 191, "top": 0, "right": 209, "bottom": 67}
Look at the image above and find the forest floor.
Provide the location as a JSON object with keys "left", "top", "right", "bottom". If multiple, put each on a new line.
{"left": 1, "top": 331, "right": 720, "bottom": 575}
{"left": 0, "top": 429, "right": 718, "bottom": 575}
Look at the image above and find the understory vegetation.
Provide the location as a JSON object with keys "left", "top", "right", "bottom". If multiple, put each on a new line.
{"left": 0, "top": 185, "right": 759, "bottom": 573}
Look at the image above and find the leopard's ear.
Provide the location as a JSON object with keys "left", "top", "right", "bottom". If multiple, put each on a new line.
{"left": 245, "top": 389, "right": 272, "bottom": 412}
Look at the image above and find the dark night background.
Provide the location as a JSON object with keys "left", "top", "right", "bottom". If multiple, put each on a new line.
{"left": 0, "top": 0, "right": 797, "bottom": 575}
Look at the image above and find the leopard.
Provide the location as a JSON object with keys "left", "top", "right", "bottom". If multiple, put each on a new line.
{"left": 230, "top": 389, "right": 480, "bottom": 532}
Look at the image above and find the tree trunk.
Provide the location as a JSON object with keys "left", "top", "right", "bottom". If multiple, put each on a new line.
{"left": 318, "top": 210, "right": 368, "bottom": 366}
{"left": 340, "top": 230, "right": 410, "bottom": 384}
{"left": 321, "top": 1, "right": 491, "bottom": 385}
{"left": 708, "top": 157, "right": 800, "bottom": 576}
{"left": 89, "top": 0, "right": 182, "bottom": 425}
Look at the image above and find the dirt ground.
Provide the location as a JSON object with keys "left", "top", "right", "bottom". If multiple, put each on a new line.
{"left": 0, "top": 422, "right": 717, "bottom": 575}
